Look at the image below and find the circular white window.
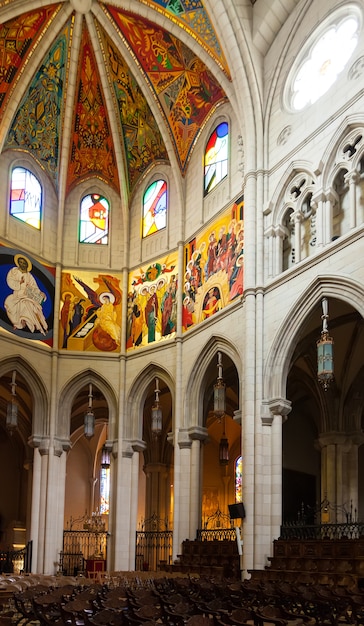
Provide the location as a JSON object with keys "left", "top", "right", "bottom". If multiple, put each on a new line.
{"left": 284, "top": 6, "right": 361, "bottom": 112}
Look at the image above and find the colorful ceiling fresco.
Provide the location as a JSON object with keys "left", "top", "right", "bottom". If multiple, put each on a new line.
{"left": 139, "top": 0, "right": 230, "bottom": 78}
{"left": 0, "top": 5, "right": 62, "bottom": 123}
{"left": 97, "top": 26, "right": 169, "bottom": 191}
{"left": 1, "top": 1, "right": 229, "bottom": 195}
{"left": 107, "top": 6, "right": 227, "bottom": 172}
{"left": 67, "top": 25, "right": 119, "bottom": 194}
{"left": 5, "top": 18, "right": 71, "bottom": 186}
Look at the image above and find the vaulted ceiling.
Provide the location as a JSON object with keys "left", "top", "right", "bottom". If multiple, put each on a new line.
{"left": 0, "top": 0, "right": 300, "bottom": 202}
{"left": 0, "top": 0, "right": 233, "bottom": 199}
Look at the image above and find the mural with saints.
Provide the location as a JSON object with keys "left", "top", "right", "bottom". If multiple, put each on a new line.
{"left": 183, "top": 196, "right": 244, "bottom": 330}
{"left": 59, "top": 271, "right": 122, "bottom": 352}
{"left": 126, "top": 253, "right": 178, "bottom": 349}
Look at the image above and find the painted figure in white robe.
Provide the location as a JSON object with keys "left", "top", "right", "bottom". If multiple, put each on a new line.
{"left": 4, "top": 254, "right": 48, "bottom": 335}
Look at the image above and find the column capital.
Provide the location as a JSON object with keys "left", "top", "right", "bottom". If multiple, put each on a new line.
{"left": 261, "top": 398, "right": 292, "bottom": 425}
{"left": 178, "top": 429, "right": 192, "bottom": 449}
{"left": 188, "top": 426, "right": 208, "bottom": 441}
{"left": 131, "top": 438, "right": 147, "bottom": 453}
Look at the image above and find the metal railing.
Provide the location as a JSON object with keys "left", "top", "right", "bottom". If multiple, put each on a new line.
{"left": 196, "top": 507, "right": 236, "bottom": 541}
{"left": 135, "top": 514, "right": 173, "bottom": 571}
{"left": 0, "top": 541, "right": 32, "bottom": 574}
{"left": 61, "top": 530, "right": 108, "bottom": 576}
{"left": 280, "top": 520, "right": 364, "bottom": 540}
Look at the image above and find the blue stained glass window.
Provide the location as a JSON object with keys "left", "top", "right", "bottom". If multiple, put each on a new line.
{"left": 10, "top": 167, "right": 42, "bottom": 229}
{"left": 204, "top": 122, "right": 229, "bottom": 196}
{"left": 79, "top": 193, "right": 109, "bottom": 244}
{"left": 143, "top": 180, "right": 167, "bottom": 238}
{"left": 100, "top": 467, "right": 110, "bottom": 515}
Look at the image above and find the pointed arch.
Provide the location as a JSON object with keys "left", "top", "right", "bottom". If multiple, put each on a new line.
{"left": 184, "top": 335, "right": 242, "bottom": 430}
{"left": 264, "top": 274, "right": 364, "bottom": 402}
{"left": 58, "top": 368, "right": 118, "bottom": 443}
{"left": 126, "top": 362, "right": 175, "bottom": 441}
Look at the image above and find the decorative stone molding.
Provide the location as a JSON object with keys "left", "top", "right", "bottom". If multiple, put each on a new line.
{"left": 54, "top": 437, "right": 71, "bottom": 457}
{"left": 188, "top": 426, "right": 208, "bottom": 441}
{"left": 121, "top": 440, "right": 133, "bottom": 459}
{"left": 178, "top": 429, "right": 192, "bottom": 449}
{"left": 261, "top": 397, "right": 292, "bottom": 425}
{"left": 277, "top": 125, "right": 292, "bottom": 146}
{"left": 131, "top": 439, "right": 147, "bottom": 453}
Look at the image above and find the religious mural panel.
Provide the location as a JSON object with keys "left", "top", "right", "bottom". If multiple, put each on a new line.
{"left": 0, "top": 245, "right": 55, "bottom": 346}
{"left": 126, "top": 253, "right": 178, "bottom": 350}
{"left": 183, "top": 196, "right": 244, "bottom": 330}
{"left": 59, "top": 271, "right": 122, "bottom": 352}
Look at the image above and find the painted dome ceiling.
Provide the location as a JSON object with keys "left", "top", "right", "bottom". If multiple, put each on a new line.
{"left": 0, "top": 0, "right": 231, "bottom": 198}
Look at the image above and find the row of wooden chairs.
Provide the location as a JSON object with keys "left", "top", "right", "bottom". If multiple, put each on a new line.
{"left": 3, "top": 573, "right": 364, "bottom": 626}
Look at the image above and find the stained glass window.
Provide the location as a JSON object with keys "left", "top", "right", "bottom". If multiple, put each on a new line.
{"left": 235, "top": 455, "right": 243, "bottom": 503}
{"left": 204, "top": 122, "right": 229, "bottom": 196}
{"left": 79, "top": 194, "right": 109, "bottom": 244}
{"left": 10, "top": 167, "right": 42, "bottom": 229}
{"left": 143, "top": 179, "right": 167, "bottom": 238}
{"left": 100, "top": 467, "right": 110, "bottom": 515}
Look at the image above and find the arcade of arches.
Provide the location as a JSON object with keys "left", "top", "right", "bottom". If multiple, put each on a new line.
{"left": 0, "top": 0, "right": 364, "bottom": 577}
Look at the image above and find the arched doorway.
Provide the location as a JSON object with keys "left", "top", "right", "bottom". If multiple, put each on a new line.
{"left": 135, "top": 378, "right": 173, "bottom": 571}
{"left": 284, "top": 297, "right": 364, "bottom": 525}
{"left": 63, "top": 382, "right": 110, "bottom": 576}
{"left": 0, "top": 366, "right": 35, "bottom": 573}
{"left": 201, "top": 352, "right": 241, "bottom": 528}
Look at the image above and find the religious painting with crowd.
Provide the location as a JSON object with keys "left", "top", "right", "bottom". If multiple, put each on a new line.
{"left": 126, "top": 253, "right": 178, "bottom": 349}
{"left": 183, "top": 196, "right": 244, "bottom": 330}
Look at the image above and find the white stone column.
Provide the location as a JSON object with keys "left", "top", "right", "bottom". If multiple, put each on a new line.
{"left": 113, "top": 440, "right": 133, "bottom": 571}
{"left": 129, "top": 441, "right": 145, "bottom": 570}
{"left": 189, "top": 426, "right": 208, "bottom": 537}
{"left": 176, "top": 430, "right": 192, "bottom": 548}
{"left": 345, "top": 170, "right": 359, "bottom": 229}
{"left": 293, "top": 211, "right": 303, "bottom": 263}
{"left": 274, "top": 225, "right": 286, "bottom": 276}
{"left": 29, "top": 445, "right": 42, "bottom": 573}
{"left": 311, "top": 191, "right": 325, "bottom": 249}
{"left": 37, "top": 439, "right": 50, "bottom": 573}
{"left": 267, "top": 399, "right": 291, "bottom": 542}
{"left": 324, "top": 191, "right": 335, "bottom": 244}
{"left": 43, "top": 443, "right": 68, "bottom": 574}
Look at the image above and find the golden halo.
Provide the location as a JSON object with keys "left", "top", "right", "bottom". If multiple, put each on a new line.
{"left": 62, "top": 291, "right": 74, "bottom": 302}
{"left": 14, "top": 253, "right": 32, "bottom": 271}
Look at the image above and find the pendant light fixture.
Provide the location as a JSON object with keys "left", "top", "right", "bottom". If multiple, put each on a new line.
{"left": 84, "top": 383, "right": 95, "bottom": 439}
{"left": 214, "top": 351, "right": 226, "bottom": 419}
{"left": 151, "top": 377, "right": 163, "bottom": 435}
{"left": 6, "top": 370, "right": 18, "bottom": 432}
{"left": 317, "top": 297, "right": 334, "bottom": 391}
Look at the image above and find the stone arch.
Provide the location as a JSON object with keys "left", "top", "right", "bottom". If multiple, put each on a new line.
{"left": 126, "top": 362, "right": 175, "bottom": 441}
{"left": 269, "top": 164, "right": 317, "bottom": 226}
{"left": 58, "top": 368, "right": 118, "bottom": 444}
{"left": 185, "top": 335, "right": 242, "bottom": 431}
{"left": 319, "top": 116, "right": 364, "bottom": 187}
{"left": 264, "top": 274, "right": 364, "bottom": 404}
{"left": 0, "top": 355, "right": 48, "bottom": 439}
